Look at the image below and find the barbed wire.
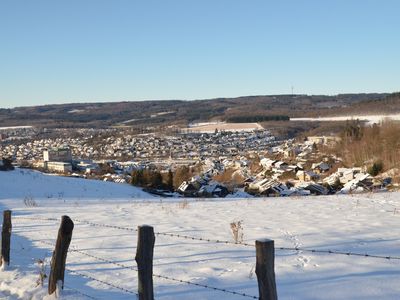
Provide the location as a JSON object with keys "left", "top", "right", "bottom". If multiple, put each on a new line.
{"left": 71, "top": 219, "right": 400, "bottom": 260}
{"left": 6, "top": 237, "right": 123, "bottom": 300}
{"left": 69, "top": 219, "right": 400, "bottom": 260}
{"left": 72, "top": 248, "right": 258, "bottom": 299}
{"left": 13, "top": 216, "right": 136, "bottom": 231}
{"left": 14, "top": 215, "right": 400, "bottom": 260}
{"left": 150, "top": 270, "right": 257, "bottom": 299}
{"left": 40, "top": 238, "right": 400, "bottom": 300}
{"left": 66, "top": 268, "right": 138, "bottom": 296}
{"left": 154, "top": 230, "right": 254, "bottom": 246}
{"left": 7, "top": 210, "right": 400, "bottom": 300}
{"left": 35, "top": 239, "right": 258, "bottom": 299}
{"left": 29, "top": 239, "right": 138, "bottom": 296}
{"left": 64, "top": 284, "right": 101, "bottom": 300}
{"left": 14, "top": 216, "right": 60, "bottom": 222}
{"left": 276, "top": 246, "right": 400, "bottom": 260}
{"left": 74, "top": 218, "right": 137, "bottom": 232}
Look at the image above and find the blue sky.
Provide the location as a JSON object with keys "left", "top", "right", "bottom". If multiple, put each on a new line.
{"left": 1, "top": 0, "right": 399, "bottom": 108}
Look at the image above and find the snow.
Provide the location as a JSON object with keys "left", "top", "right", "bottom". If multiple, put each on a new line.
{"left": 0, "top": 169, "right": 399, "bottom": 299}
{"left": 291, "top": 113, "right": 400, "bottom": 125}
{"left": 0, "top": 126, "right": 33, "bottom": 130}
{"left": 0, "top": 169, "right": 153, "bottom": 200}
{"left": 185, "top": 122, "right": 264, "bottom": 133}
{"left": 68, "top": 109, "right": 85, "bottom": 114}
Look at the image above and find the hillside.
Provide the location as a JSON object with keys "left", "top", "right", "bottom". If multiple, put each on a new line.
{"left": 0, "top": 169, "right": 153, "bottom": 200}
{"left": 0, "top": 170, "right": 399, "bottom": 299}
{"left": 319, "top": 92, "right": 400, "bottom": 116}
{"left": 0, "top": 93, "right": 389, "bottom": 129}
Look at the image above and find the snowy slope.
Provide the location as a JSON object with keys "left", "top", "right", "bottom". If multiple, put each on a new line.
{"left": 0, "top": 169, "right": 153, "bottom": 200}
{"left": 0, "top": 170, "right": 399, "bottom": 299}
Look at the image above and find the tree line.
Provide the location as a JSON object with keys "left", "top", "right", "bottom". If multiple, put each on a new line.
{"left": 334, "top": 120, "right": 400, "bottom": 176}
{"left": 131, "top": 166, "right": 197, "bottom": 191}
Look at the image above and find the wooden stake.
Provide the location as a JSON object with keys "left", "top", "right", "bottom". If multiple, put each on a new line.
{"left": 1, "top": 210, "right": 12, "bottom": 269}
{"left": 256, "top": 239, "right": 278, "bottom": 300}
{"left": 48, "top": 215, "right": 74, "bottom": 295}
{"left": 135, "top": 225, "right": 155, "bottom": 300}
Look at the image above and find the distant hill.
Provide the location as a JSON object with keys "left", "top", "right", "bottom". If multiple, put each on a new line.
{"left": 326, "top": 92, "right": 400, "bottom": 116}
{"left": 0, "top": 93, "right": 392, "bottom": 128}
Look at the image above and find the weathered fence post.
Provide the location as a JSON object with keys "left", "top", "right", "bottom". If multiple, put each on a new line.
{"left": 135, "top": 225, "right": 155, "bottom": 300}
{"left": 255, "top": 239, "right": 278, "bottom": 300}
{"left": 1, "top": 210, "right": 12, "bottom": 269}
{"left": 48, "top": 215, "right": 74, "bottom": 295}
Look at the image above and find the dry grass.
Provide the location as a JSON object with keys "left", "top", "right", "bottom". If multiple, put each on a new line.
{"left": 178, "top": 199, "right": 189, "bottom": 209}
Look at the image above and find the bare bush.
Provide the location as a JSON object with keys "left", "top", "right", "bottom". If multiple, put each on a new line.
{"left": 230, "top": 220, "right": 244, "bottom": 243}
{"left": 23, "top": 195, "right": 38, "bottom": 207}
{"left": 178, "top": 198, "right": 189, "bottom": 209}
{"left": 248, "top": 265, "right": 255, "bottom": 279}
{"left": 36, "top": 258, "right": 47, "bottom": 287}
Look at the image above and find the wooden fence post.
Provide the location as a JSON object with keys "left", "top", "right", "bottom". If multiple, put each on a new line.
{"left": 255, "top": 239, "right": 278, "bottom": 300}
{"left": 48, "top": 215, "right": 74, "bottom": 295}
{"left": 135, "top": 225, "right": 155, "bottom": 300}
{"left": 1, "top": 210, "right": 12, "bottom": 269}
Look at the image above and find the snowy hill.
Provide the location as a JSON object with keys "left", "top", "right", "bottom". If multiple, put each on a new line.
{"left": 0, "top": 169, "right": 153, "bottom": 201}
{"left": 0, "top": 169, "right": 399, "bottom": 299}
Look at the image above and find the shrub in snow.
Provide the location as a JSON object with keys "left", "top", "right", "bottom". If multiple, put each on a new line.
{"left": 230, "top": 220, "right": 244, "bottom": 243}
{"left": 36, "top": 258, "right": 47, "bottom": 287}
{"left": 24, "top": 195, "right": 38, "bottom": 207}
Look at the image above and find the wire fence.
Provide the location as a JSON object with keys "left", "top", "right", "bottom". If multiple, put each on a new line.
{"left": 11, "top": 219, "right": 261, "bottom": 299}
{"left": 13, "top": 215, "right": 400, "bottom": 261}
{"left": 65, "top": 268, "right": 139, "bottom": 296}
{"left": 64, "top": 285, "right": 101, "bottom": 300}
{"left": 8, "top": 214, "right": 400, "bottom": 299}
{"left": 9, "top": 236, "right": 110, "bottom": 300}
{"left": 35, "top": 239, "right": 258, "bottom": 299}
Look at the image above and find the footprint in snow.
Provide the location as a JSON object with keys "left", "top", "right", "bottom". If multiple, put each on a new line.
{"left": 296, "top": 256, "right": 310, "bottom": 268}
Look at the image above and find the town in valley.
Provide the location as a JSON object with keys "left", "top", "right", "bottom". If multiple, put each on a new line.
{"left": 1, "top": 114, "right": 394, "bottom": 198}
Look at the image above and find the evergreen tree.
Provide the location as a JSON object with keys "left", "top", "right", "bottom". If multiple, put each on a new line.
{"left": 166, "top": 169, "right": 174, "bottom": 191}
{"left": 152, "top": 171, "right": 163, "bottom": 188}
{"left": 368, "top": 161, "right": 383, "bottom": 176}
{"left": 131, "top": 169, "right": 144, "bottom": 186}
{"left": 0, "top": 158, "right": 14, "bottom": 171}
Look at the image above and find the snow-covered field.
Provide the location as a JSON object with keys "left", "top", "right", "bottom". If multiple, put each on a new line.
{"left": 0, "top": 169, "right": 399, "bottom": 299}
{"left": 184, "top": 122, "right": 263, "bottom": 133}
{"left": 291, "top": 113, "right": 400, "bottom": 124}
{"left": 0, "top": 126, "right": 33, "bottom": 131}
{"left": 0, "top": 169, "right": 152, "bottom": 201}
